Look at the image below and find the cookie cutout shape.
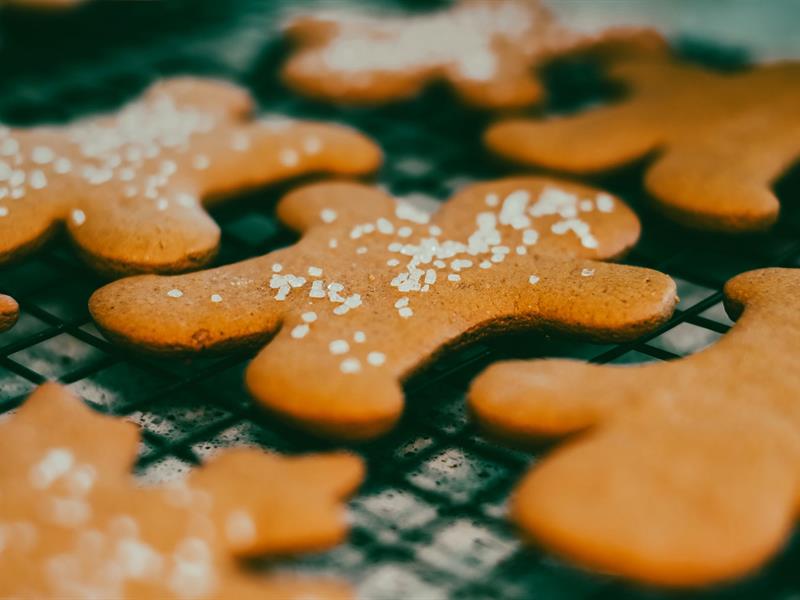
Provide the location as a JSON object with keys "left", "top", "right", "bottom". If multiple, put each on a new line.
{"left": 485, "top": 53, "right": 800, "bottom": 232}
{"left": 470, "top": 268, "right": 800, "bottom": 587}
{"left": 0, "top": 293, "right": 19, "bottom": 332}
{"left": 0, "top": 77, "right": 381, "bottom": 275}
{"left": 90, "top": 177, "right": 677, "bottom": 440}
{"left": 282, "top": 0, "right": 662, "bottom": 109}
{"left": 0, "top": 382, "right": 363, "bottom": 599}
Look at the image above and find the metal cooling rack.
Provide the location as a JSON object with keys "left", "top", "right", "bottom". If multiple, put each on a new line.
{"left": 2, "top": 1, "right": 800, "bottom": 598}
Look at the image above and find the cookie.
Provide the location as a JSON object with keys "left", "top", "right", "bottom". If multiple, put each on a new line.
{"left": 0, "top": 293, "right": 19, "bottom": 332}
{"left": 485, "top": 52, "right": 800, "bottom": 232}
{"left": 0, "top": 382, "right": 363, "bottom": 599}
{"left": 90, "top": 177, "right": 677, "bottom": 440}
{"left": 0, "top": 77, "right": 381, "bottom": 276}
{"left": 282, "top": 0, "right": 663, "bottom": 109}
{"left": 470, "top": 268, "right": 800, "bottom": 587}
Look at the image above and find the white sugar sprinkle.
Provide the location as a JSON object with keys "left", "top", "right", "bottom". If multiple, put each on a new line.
{"left": 448, "top": 274, "right": 461, "bottom": 282}
{"left": 280, "top": 148, "right": 300, "bottom": 167}
{"left": 529, "top": 275, "right": 540, "bottom": 285}
{"left": 54, "top": 158, "right": 72, "bottom": 174}
{"left": 272, "top": 263, "right": 283, "bottom": 273}
{"left": 71, "top": 209, "right": 86, "bottom": 226}
{"left": 167, "top": 289, "right": 183, "bottom": 298}
{"left": 192, "top": 154, "right": 210, "bottom": 170}
{"left": 485, "top": 193, "right": 499, "bottom": 207}
{"left": 329, "top": 339, "right": 349, "bottom": 355}
{"left": 32, "top": 146, "right": 55, "bottom": 164}
{"left": 596, "top": 193, "right": 615, "bottom": 212}
{"left": 0, "top": 206, "right": 7, "bottom": 217}
{"left": 581, "top": 268, "right": 595, "bottom": 277}
{"left": 321, "top": 209, "right": 338, "bottom": 223}
{"left": 291, "top": 324, "right": 310, "bottom": 339}
{"left": 340, "top": 358, "right": 361, "bottom": 374}
{"left": 303, "top": 136, "right": 322, "bottom": 154}
{"left": 210, "top": 294, "right": 223, "bottom": 303}
{"left": 302, "top": 311, "right": 318, "bottom": 323}
{"left": 398, "top": 307, "right": 413, "bottom": 318}
{"left": 367, "top": 352, "right": 386, "bottom": 366}
{"left": 354, "top": 331, "right": 366, "bottom": 343}
{"left": 231, "top": 133, "right": 251, "bottom": 152}
{"left": 308, "top": 266, "right": 323, "bottom": 277}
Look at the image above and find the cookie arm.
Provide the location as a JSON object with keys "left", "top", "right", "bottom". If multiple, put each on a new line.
{"left": 70, "top": 185, "right": 221, "bottom": 276}
{"left": 484, "top": 101, "right": 661, "bottom": 173}
{"left": 88, "top": 254, "right": 286, "bottom": 354}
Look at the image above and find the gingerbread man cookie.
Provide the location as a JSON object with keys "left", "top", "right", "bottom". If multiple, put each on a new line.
{"left": 90, "top": 177, "right": 677, "bottom": 440}
{"left": 470, "top": 268, "right": 800, "bottom": 587}
{"left": 485, "top": 52, "right": 800, "bottom": 232}
{"left": 0, "top": 293, "right": 18, "bottom": 332}
{"left": 0, "top": 77, "right": 381, "bottom": 275}
{"left": 282, "top": 0, "right": 662, "bottom": 109}
{"left": 0, "top": 382, "right": 363, "bottom": 599}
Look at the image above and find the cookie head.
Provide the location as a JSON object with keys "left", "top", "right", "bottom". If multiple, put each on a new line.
{"left": 282, "top": 0, "right": 663, "bottom": 108}
{"left": 0, "top": 382, "right": 363, "bottom": 598}
{"left": 470, "top": 267, "right": 800, "bottom": 586}
{"left": 0, "top": 77, "right": 381, "bottom": 276}
{"left": 485, "top": 53, "right": 800, "bottom": 232}
{"left": 90, "top": 177, "right": 677, "bottom": 440}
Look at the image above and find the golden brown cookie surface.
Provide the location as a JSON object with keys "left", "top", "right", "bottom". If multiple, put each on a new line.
{"left": 470, "top": 268, "right": 800, "bottom": 587}
{"left": 0, "top": 77, "right": 381, "bottom": 276}
{"left": 90, "top": 177, "right": 677, "bottom": 440}
{"left": 0, "top": 382, "right": 362, "bottom": 599}
{"left": 0, "top": 293, "right": 19, "bottom": 332}
{"left": 282, "top": 0, "right": 661, "bottom": 109}
{"left": 485, "top": 53, "right": 800, "bottom": 232}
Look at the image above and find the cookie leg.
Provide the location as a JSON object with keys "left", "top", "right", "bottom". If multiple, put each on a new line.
{"left": 645, "top": 142, "right": 791, "bottom": 232}
{"left": 246, "top": 323, "right": 405, "bottom": 441}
